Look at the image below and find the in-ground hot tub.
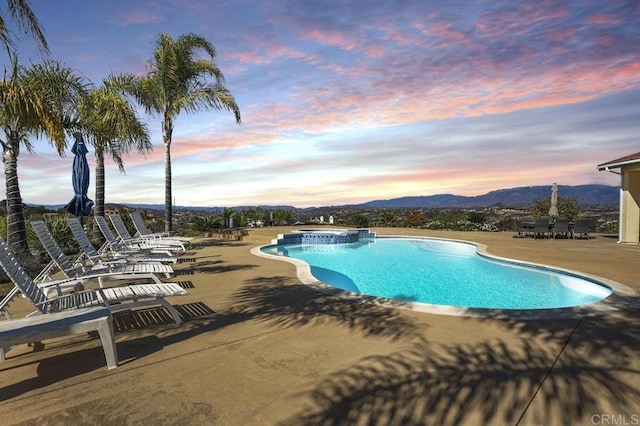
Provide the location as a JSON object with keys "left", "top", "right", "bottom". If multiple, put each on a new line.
{"left": 271, "top": 228, "right": 376, "bottom": 245}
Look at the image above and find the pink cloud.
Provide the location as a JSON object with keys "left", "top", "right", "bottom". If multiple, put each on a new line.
{"left": 299, "top": 28, "right": 360, "bottom": 51}
{"left": 589, "top": 13, "right": 624, "bottom": 25}
{"left": 412, "top": 19, "right": 473, "bottom": 48}
{"left": 521, "top": 1, "right": 570, "bottom": 23}
{"left": 116, "top": 9, "right": 164, "bottom": 26}
{"left": 545, "top": 27, "right": 577, "bottom": 41}
{"left": 227, "top": 50, "right": 268, "bottom": 65}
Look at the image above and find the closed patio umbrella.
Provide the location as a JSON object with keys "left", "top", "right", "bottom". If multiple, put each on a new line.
{"left": 65, "top": 132, "right": 94, "bottom": 216}
{"left": 549, "top": 183, "right": 559, "bottom": 218}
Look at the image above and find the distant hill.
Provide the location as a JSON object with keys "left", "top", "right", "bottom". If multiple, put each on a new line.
{"left": 357, "top": 184, "right": 618, "bottom": 208}
{"left": 25, "top": 184, "right": 618, "bottom": 211}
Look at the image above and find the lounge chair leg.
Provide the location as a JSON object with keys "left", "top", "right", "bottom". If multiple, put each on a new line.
{"left": 96, "top": 316, "right": 118, "bottom": 369}
{"left": 160, "top": 299, "right": 183, "bottom": 324}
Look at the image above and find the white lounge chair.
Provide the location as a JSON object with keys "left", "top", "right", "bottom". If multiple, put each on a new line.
{"left": 130, "top": 211, "right": 193, "bottom": 242}
{"left": 31, "top": 220, "right": 174, "bottom": 287}
{"left": 0, "top": 306, "right": 118, "bottom": 369}
{"left": 94, "top": 215, "right": 179, "bottom": 256}
{"left": 0, "top": 235, "right": 187, "bottom": 324}
{"left": 67, "top": 217, "right": 177, "bottom": 264}
{"left": 109, "top": 213, "right": 186, "bottom": 251}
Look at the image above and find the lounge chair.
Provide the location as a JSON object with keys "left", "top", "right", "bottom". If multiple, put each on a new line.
{"left": 67, "top": 217, "right": 177, "bottom": 264}
{"left": 0, "top": 235, "right": 187, "bottom": 323}
{"left": 109, "top": 213, "right": 186, "bottom": 251}
{"left": 572, "top": 218, "right": 592, "bottom": 239}
{"left": 94, "top": 215, "right": 177, "bottom": 256}
{"left": 130, "top": 211, "right": 193, "bottom": 242}
{"left": 31, "top": 220, "right": 173, "bottom": 287}
{"left": 533, "top": 218, "right": 550, "bottom": 239}
{"left": 0, "top": 306, "right": 118, "bottom": 369}
{"left": 552, "top": 218, "right": 571, "bottom": 239}
{"left": 0, "top": 286, "right": 21, "bottom": 319}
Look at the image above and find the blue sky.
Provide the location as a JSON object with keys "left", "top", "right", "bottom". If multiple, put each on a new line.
{"left": 2, "top": 0, "right": 639, "bottom": 207}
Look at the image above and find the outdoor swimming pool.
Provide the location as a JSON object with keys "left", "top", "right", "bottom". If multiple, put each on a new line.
{"left": 259, "top": 237, "right": 613, "bottom": 310}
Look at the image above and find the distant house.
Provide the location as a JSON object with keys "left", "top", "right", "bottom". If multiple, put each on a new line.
{"left": 598, "top": 152, "right": 640, "bottom": 244}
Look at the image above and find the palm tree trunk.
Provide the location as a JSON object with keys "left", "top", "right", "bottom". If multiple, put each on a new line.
{"left": 93, "top": 147, "right": 106, "bottom": 239}
{"left": 163, "top": 115, "right": 173, "bottom": 233}
{"left": 2, "top": 139, "right": 30, "bottom": 258}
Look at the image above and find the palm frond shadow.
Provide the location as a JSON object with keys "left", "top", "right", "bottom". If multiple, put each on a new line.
{"left": 0, "top": 345, "right": 115, "bottom": 401}
{"left": 468, "top": 293, "right": 640, "bottom": 361}
{"left": 188, "top": 259, "right": 258, "bottom": 274}
{"left": 224, "top": 276, "right": 423, "bottom": 341}
{"left": 286, "top": 337, "right": 640, "bottom": 425}
{"left": 188, "top": 240, "right": 251, "bottom": 249}
{"left": 102, "top": 276, "right": 422, "bottom": 375}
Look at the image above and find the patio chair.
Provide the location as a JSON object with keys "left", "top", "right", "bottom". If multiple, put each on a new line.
{"left": 552, "top": 218, "right": 571, "bottom": 239}
{"left": 31, "top": 220, "right": 173, "bottom": 287}
{"left": 1, "top": 306, "right": 118, "bottom": 369}
{"left": 533, "top": 218, "right": 550, "bottom": 239}
{"left": 572, "top": 218, "right": 592, "bottom": 239}
{"left": 95, "top": 215, "right": 178, "bottom": 256}
{"left": 0, "top": 235, "right": 187, "bottom": 324}
{"left": 517, "top": 216, "right": 535, "bottom": 237}
{"left": 67, "top": 217, "right": 177, "bottom": 264}
{"left": 109, "top": 213, "right": 186, "bottom": 251}
{"left": 130, "top": 211, "right": 193, "bottom": 242}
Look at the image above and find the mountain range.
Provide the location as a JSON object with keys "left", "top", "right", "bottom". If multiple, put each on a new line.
{"left": 355, "top": 184, "right": 618, "bottom": 209}
{"left": 27, "top": 184, "right": 618, "bottom": 211}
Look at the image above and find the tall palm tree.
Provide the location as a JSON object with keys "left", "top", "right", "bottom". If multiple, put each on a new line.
{"left": 0, "top": 0, "right": 48, "bottom": 54}
{"left": 0, "top": 56, "right": 87, "bottom": 261}
{"left": 122, "top": 33, "right": 241, "bottom": 233}
{"left": 78, "top": 77, "right": 152, "bottom": 232}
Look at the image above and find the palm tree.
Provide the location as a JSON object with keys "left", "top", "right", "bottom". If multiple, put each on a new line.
{"left": 122, "top": 33, "right": 241, "bottom": 233}
{"left": 0, "top": 0, "right": 48, "bottom": 54}
{"left": 272, "top": 209, "right": 294, "bottom": 226}
{"left": 0, "top": 56, "right": 87, "bottom": 261}
{"left": 78, "top": 77, "right": 152, "bottom": 233}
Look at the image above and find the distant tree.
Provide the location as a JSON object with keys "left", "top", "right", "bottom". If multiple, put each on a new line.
{"left": 234, "top": 210, "right": 248, "bottom": 227}
{"left": 531, "top": 196, "right": 582, "bottom": 220}
{"left": 377, "top": 211, "right": 398, "bottom": 227}
{"left": 406, "top": 213, "right": 426, "bottom": 228}
{"left": 221, "top": 207, "right": 234, "bottom": 228}
{"left": 272, "top": 209, "right": 294, "bottom": 226}
{"left": 467, "top": 211, "right": 485, "bottom": 225}
{"left": 351, "top": 214, "right": 370, "bottom": 228}
{"left": 192, "top": 215, "right": 222, "bottom": 233}
{"left": 431, "top": 210, "right": 467, "bottom": 230}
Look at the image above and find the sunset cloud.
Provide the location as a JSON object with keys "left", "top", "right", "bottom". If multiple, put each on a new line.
{"left": 3, "top": 0, "right": 638, "bottom": 208}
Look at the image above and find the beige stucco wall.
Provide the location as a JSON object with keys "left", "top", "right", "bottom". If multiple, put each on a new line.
{"left": 619, "top": 165, "right": 640, "bottom": 244}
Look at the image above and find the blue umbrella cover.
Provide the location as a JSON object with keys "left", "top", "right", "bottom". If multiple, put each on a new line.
{"left": 65, "top": 133, "right": 94, "bottom": 216}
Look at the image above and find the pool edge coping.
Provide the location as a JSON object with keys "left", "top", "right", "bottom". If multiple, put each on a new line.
{"left": 250, "top": 235, "right": 639, "bottom": 320}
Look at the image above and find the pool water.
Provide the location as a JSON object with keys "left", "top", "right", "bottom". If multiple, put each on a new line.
{"left": 261, "top": 238, "right": 612, "bottom": 310}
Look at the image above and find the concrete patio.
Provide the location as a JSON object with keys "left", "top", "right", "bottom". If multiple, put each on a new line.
{"left": 1, "top": 227, "right": 638, "bottom": 425}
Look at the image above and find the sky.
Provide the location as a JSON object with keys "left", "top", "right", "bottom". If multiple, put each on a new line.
{"left": 1, "top": 0, "right": 639, "bottom": 208}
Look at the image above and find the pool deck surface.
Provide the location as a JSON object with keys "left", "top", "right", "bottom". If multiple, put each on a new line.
{"left": 1, "top": 227, "right": 639, "bottom": 425}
